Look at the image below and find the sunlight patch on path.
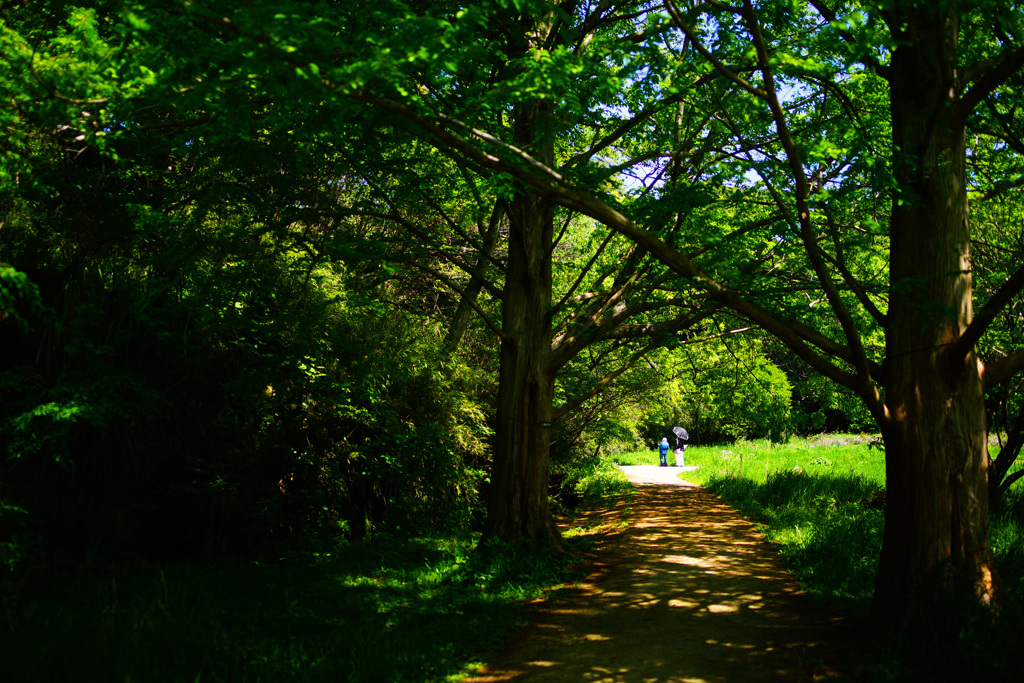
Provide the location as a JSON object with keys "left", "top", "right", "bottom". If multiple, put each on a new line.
{"left": 466, "top": 465, "right": 857, "bottom": 683}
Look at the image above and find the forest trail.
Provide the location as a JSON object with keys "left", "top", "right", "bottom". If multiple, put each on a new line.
{"left": 466, "top": 466, "right": 861, "bottom": 682}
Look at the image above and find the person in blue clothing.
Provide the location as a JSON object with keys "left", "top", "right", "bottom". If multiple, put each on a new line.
{"left": 658, "top": 437, "right": 670, "bottom": 467}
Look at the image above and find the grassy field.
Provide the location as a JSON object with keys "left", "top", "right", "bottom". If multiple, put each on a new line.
{"left": 611, "top": 433, "right": 886, "bottom": 486}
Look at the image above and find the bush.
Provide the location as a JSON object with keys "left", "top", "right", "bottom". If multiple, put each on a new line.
{"left": 557, "top": 457, "right": 633, "bottom": 506}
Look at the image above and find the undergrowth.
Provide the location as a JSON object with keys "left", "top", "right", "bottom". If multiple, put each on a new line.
{"left": 991, "top": 487, "right": 1024, "bottom": 605}
{"left": 0, "top": 532, "right": 586, "bottom": 683}
{"left": 702, "top": 469, "right": 883, "bottom": 614}
{"left": 557, "top": 457, "right": 634, "bottom": 503}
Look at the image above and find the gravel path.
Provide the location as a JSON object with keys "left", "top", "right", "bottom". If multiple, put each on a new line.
{"left": 466, "top": 466, "right": 859, "bottom": 682}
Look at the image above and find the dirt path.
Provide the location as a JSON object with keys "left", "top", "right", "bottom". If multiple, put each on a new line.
{"left": 466, "top": 466, "right": 859, "bottom": 682}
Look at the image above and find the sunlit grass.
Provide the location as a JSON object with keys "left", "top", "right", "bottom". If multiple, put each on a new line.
{"left": 558, "top": 456, "right": 634, "bottom": 502}
{"left": 703, "top": 468, "right": 883, "bottom": 614}
{"left": 682, "top": 435, "right": 885, "bottom": 488}
{"left": 610, "top": 434, "right": 885, "bottom": 484}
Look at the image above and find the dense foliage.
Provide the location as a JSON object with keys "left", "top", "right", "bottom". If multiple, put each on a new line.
{"left": 2, "top": 0, "right": 1024, "bottom": 634}
{"left": 0, "top": 1, "right": 851, "bottom": 568}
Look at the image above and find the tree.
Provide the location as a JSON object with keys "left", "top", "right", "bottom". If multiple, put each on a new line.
{"left": 4, "top": 0, "right": 729, "bottom": 552}
{"left": 9, "top": 0, "right": 1024, "bottom": 626}
{"left": 311, "top": 0, "right": 728, "bottom": 547}
{"left": 302, "top": 0, "right": 1024, "bottom": 624}
{"left": 653, "top": 0, "right": 1024, "bottom": 623}
{"left": 0, "top": 0, "right": 495, "bottom": 554}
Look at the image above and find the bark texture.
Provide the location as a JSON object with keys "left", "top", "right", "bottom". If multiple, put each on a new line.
{"left": 874, "top": 9, "right": 996, "bottom": 623}
{"left": 482, "top": 91, "right": 563, "bottom": 550}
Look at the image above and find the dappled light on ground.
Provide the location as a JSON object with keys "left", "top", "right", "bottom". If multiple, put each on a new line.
{"left": 468, "top": 466, "right": 858, "bottom": 682}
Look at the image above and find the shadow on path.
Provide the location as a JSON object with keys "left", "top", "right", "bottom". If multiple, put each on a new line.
{"left": 468, "top": 466, "right": 859, "bottom": 682}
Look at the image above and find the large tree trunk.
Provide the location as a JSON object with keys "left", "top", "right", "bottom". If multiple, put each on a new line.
{"left": 873, "top": 9, "right": 996, "bottom": 623}
{"left": 481, "top": 94, "right": 563, "bottom": 550}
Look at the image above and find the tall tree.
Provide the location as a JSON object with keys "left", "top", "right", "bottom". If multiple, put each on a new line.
{"left": 305, "top": 0, "right": 1024, "bottom": 624}
{"left": 12, "top": 0, "right": 1024, "bottom": 625}
{"left": 656, "top": 0, "right": 1024, "bottom": 623}
{"left": 327, "top": 0, "right": 727, "bottom": 547}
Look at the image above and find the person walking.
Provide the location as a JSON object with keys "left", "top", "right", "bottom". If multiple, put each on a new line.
{"left": 672, "top": 426, "right": 689, "bottom": 467}
{"left": 658, "top": 437, "right": 670, "bottom": 467}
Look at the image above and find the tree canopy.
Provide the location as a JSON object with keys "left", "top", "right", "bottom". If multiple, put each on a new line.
{"left": 3, "top": 0, "right": 1024, "bottom": 627}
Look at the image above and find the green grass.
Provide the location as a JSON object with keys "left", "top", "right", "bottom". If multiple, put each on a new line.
{"left": 558, "top": 456, "right": 635, "bottom": 503}
{"left": 620, "top": 433, "right": 885, "bottom": 487}
{"left": 0, "top": 532, "right": 586, "bottom": 683}
{"left": 702, "top": 468, "right": 883, "bottom": 614}
{"left": 991, "top": 487, "right": 1024, "bottom": 604}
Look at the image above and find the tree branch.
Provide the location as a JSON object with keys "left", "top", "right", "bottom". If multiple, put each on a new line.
{"left": 741, "top": 0, "right": 879, "bottom": 405}
{"left": 806, "top": 0, "right": 890, "bottom": 78}
{"left": 662, "top": 0, "right": 767, "bottom": 99}
{"left": 346, "top": 91, "right": 878, "bottom": 399}
{"left": 564, "top": 93, "right": 682, "bottom": 169}
{"left": 952, "top": 261, "right": 1024, "bottom": 363}
{"left": 404, "top": 261, "right": 506, "bottom": 342}
{"left": 685, "top": 214, "right": 782, "bottom": 260}
{"left": 351, "top": 165, "right": 506, "bottom": 287}
{"left": 957, "top": 43, "right": 1024, "bottom": 125}
{"left": 977, "top": 174, "right": 1024, "bottom": 202}
{"left": 598, "top": 312, "right": 716, "bottom": 341}
{"left": 984, "top": 348, "right": 1024, "bottom": 391}
{"left": 998, "top": 468, "right": 1024, "bottom": 498}
{"left": 551, "top": 307, "right": 723, "bottom": 420}
{"left": 553, "top": 227, "right": 619, "bottom": 314}
{"left": 411, "top": 184, "right": 506, "bottom": 273}
{"left": 822, "top": 211, "right": 888, "bottom": 326}
{"left": 443, "top": 201, "right": 505, "bottom": 352}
